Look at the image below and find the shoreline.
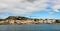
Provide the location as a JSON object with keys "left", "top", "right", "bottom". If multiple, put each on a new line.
{"left": 0, "top": 23, "right": 59, "bottom": 25}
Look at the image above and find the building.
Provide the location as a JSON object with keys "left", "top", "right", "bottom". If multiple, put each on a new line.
{"left": 46, "top": 19, "right": 56, "bottom": 23}
{"left": 8, "top": 19, "right": 15, "bottom": 24}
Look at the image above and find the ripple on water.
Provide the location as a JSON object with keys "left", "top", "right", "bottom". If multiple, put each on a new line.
{"left": 0, "top": 24, "right": 60, "bottom": 31}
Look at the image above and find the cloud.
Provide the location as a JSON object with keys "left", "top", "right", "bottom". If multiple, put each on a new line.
{"left": 51, "top": 0, "right": 60, "bottom": 12}
{"left": 0, "top": 0, "right": 49, "bottom": 14}
{"left": 27, "top": 0, "right": 36, "bottom": 2}
{"left": 0, "top": 0, "right": 60, "bottom": 19}
{"left": 52, "top": 5, "right": 60, "bottom": 12}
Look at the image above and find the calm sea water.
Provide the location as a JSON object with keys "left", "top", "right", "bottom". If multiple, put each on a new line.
{"left": 0, "top": 24, "right": 60, "bottom": 31}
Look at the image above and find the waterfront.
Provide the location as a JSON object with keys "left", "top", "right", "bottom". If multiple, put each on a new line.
{"left": 0, "top": 16, "right": 60, "bottom": 24}
{"left": 0, "top": 24, "right": 60, "bottom": 31}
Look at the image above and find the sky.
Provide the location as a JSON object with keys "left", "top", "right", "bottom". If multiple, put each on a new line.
{"left": 0, "top": 0, "right": 60, "bottom": 19}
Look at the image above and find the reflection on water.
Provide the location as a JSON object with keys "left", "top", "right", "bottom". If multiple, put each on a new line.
{"left": 0, "top": 24, "right": 60, "bottom": 31}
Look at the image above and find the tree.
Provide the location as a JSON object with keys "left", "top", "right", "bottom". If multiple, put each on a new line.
{"left": 55, "top": 20, "right": 60, "bottom": 23}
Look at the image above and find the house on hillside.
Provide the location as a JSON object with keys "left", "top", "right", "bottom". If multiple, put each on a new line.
{"left": 45, "top": 19, "right": 56, "bottom": 23}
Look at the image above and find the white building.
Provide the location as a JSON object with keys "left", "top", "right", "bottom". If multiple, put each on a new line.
{"left": 9, "top": 19, "right": 15, "bottom": 24}
{"left": 47, "top": 19, "right": 55, "bottom": 23}
{"left": 39, "top": 20, "right": 44, "bottom": 23}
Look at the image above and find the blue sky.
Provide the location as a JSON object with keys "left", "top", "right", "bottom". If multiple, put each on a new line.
{"left": 23, "top": 11, "right": 60, "bottom": 19}
{"left": 0, "top": 0, "right": 60, "bottom": 19}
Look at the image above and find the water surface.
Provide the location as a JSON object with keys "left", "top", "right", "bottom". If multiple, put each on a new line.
{"left": 0, "top": 24, "right": 60, "bottom": 31}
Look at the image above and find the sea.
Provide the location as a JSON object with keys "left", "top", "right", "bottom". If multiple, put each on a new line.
{"left": 0, "top": 23, "right": 60, "bottom": 31}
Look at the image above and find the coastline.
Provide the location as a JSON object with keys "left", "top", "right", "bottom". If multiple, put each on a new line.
{"left": 0, "top": 16, "right": 60, "bottom": 25}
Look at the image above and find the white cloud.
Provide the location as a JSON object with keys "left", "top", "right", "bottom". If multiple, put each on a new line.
{"left": 52, "top": 5, "right": 60, "bottom": 12}
{"left": 52, "top": 0, "right": 60, "bottom": 12}
{"left": 49, "top": 12, "right": 55, "bottom": 14}
{"left": 0, "top": 0, "right": 49, "bottom": 14}
{"left": 0, "top": 0, "right": 60, "bottom": 18}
